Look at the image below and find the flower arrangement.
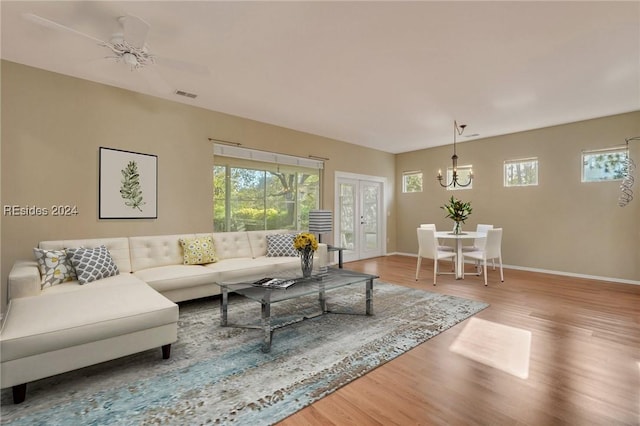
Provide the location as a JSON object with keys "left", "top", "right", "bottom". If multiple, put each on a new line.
{"left": 441, "top": 196, "right": 472, "bottom": 234}
{"left": 293, "top": 232, "right": 319, "bottom": 252}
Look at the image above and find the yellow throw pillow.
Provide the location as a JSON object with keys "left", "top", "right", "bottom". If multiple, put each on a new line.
{"left": 179, "top": 236, "right": 218, "bottom": 265}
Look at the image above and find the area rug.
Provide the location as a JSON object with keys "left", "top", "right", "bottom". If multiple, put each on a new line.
{"left": 449, "top": 317, "right": 531, "bottom": 379}
{"left": 1, "top": 282, "right": 488, "bottom": 425}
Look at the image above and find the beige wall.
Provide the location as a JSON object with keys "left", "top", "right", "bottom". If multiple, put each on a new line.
{"left": 0, "top": 61, "right": 396, "bottom": 311}
{"left": 396, "top": 111, "right": 640, "bottom": 282}
{"left": 2, "top": 60, "right": 637, "bottom": 314}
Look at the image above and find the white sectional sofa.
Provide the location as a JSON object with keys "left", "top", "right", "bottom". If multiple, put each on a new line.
{"left": 1, "top": 230, "right": 326, "bottom": 403}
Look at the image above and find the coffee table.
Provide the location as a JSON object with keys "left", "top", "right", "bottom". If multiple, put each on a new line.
{"left": 218, "top": 268, "right": 378, "bottom": 352}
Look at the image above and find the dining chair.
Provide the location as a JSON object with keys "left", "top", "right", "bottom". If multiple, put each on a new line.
{"left": 462, "top": 224, "right": 493, "bottom": 252}
{"left": 462, "top": 224, "right": 494, "bottom": 272}
{"left": 415, "top": 227, "right": 457, "bottom": 285}
{"left": 461, "top": 228, "right": 504, "bottom": 286}
{"left": 419, "top": 223, "right": 454, "bottom": 252}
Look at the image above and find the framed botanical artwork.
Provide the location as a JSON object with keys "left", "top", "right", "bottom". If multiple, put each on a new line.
{"left": 99, "top": 147, "right": 158, "bottom": 219}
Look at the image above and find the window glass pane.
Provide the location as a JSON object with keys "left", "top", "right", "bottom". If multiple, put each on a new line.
{"left": 504, "top": 158, "right": 539, "bottom": 187}
{"left": 213, "top": 156, "right": 319, "bottom": 232}
{"left": 402, "top": 171, "right": 422, "bottom": 193}
{"left": 231, "top": 167, "right": 266, "bottom": 231}
{"left": 213, "top": 165, "right": 227, "bottom": 232}
{"left": 582, "top": 148, "right": 628, "bottom": 182}
{"left": 446, "top": 165, "right": 473, "bottom": 190}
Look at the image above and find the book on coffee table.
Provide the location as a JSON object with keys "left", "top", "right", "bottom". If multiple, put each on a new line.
{"left": 251, "top": 277, "right": 297, "bottom": 289}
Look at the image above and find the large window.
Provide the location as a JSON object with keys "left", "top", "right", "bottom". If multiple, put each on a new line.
{"left": 504, "top": 158, "right": 539, "bottom": 187}
{"left": 213, "top": 146, "right": 321, "bottom": 232}
{"left": 402, "top": 171, "right": 423, "bottom": 193}
{"left": 582, "top": 147, "right": 628, "bottom": 182}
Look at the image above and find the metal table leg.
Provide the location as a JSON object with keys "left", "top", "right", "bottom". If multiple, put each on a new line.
{"left": 365, "top": 278, "right": 374, "bottom": 315}
{"left": 220, "top": 288, "right": 228, "bottom": 326}
{"left": 261, "top": 293, "right": 272, "bottom": 353}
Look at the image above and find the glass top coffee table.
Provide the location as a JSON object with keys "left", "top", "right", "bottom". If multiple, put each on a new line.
{"left": 218, "top": 268, "right": 378, "bottom": 352}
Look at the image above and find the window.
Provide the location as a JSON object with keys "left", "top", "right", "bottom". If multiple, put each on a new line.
{"left": 446, "top": 165, "right": 473, "bottom": 190}
{"left": 504, "top": 158, "right": 539, "bottom": 187}
{"left": 402, "top": 171, "right": 422, "bottom": 193}
{"left": 582, "top": 147, "right": 628, "bottom": 182}
{"left": 213, "top": 145, "right": 321, "bottom": 232}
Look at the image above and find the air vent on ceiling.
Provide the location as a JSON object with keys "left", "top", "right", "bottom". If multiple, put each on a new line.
{"left": 175, "top": 90, "right": 197, "bottom": 99}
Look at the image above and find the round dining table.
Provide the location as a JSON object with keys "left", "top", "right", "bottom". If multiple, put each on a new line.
{"left": 435, "top": 231, "right": 487, "bottom": 279}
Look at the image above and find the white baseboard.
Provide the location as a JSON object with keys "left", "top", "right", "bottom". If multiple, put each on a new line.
{"left": 390, "top": 252, "right": 640, "bottom": 286}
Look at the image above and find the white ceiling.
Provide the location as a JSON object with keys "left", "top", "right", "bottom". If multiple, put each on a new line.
{"left": 2, "top": 1, "right": 639, "bottom": 154}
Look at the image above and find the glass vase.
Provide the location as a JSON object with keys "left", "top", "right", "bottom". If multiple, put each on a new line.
{"left": 453, "top": 221, "right": 462, "bottom": 235}
{"left": 300, "top": 249, "right": 314, "bottom": 278}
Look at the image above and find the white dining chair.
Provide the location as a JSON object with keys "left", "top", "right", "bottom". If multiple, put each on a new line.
{"left": 462, "top": 224, "right": 494, "bottom": 272}
{"left": 419, "top": 223, "right": 454, "bottom": 252}
{"left": 416, "top": 227, "right": 457, "bottom": 285}
{"left": 420, "top": 223, "right": 454, "bottom": 271}
{"left": 462, "top": 224, "right": 493, "bottom": 252}
{"left": 462, "top": 228, "right": 504, "bottom": 286}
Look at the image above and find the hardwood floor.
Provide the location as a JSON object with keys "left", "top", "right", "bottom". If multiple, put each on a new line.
{"left": 277, "top": 255, "right": 640, "bottom": 425}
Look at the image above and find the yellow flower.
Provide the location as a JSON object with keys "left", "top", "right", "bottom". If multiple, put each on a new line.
{"left": 293, "top": 232, "right": 318, "bottom": 252}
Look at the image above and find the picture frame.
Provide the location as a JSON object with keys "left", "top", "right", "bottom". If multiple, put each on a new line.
{"left": 99, "top": 147, "right": 158, "bottom": 219}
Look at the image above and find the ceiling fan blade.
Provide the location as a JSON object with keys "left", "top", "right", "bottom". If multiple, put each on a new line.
{"left": 120, "top": 14, "right": 150, "bottom": 49}
{"left": 22, "top": 13, "right": 107, "bottom": 45}
{"left": 154, "top": 55, "right": 210, "bottom": 76}
{"left": 142, "top": 67, "right": 173, "bottom": 95}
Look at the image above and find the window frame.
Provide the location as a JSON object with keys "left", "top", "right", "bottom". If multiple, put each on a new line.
{"left": 581, "top": 147, "right": 628, "bottom": 183}
{"left": 213, "top": 154, "right": 321, "bottom": 232}
{"left": 402, "top": 171, "right": 423, "bottom": 193}
{"left": 503, "top": 157, "right": 539, "bottom": 187}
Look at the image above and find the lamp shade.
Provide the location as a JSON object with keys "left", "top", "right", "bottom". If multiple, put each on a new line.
{"left": 308, "top": 210, "right": 332, "bottom": 234}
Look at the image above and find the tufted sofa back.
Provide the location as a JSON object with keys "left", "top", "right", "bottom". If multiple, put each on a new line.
{"left": 210, "top": 232, "right": 252, "bottom": 259}
{"left": 38, "top": 231, "right": 301, "bottom": 274}
{"left": 129, "top": 234, "right": 196, "bottom": 271}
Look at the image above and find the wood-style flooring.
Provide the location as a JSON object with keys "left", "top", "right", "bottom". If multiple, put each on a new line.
{"left": 277, "top": 255, "right": 640, "bottom": 425}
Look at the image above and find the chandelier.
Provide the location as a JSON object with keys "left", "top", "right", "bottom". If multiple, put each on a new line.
{"left": 437, "top": 120, "right": 474, "bottom": 188}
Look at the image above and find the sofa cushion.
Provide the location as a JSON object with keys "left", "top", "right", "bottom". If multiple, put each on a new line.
{"left": 39, "top": 238, "right": 132, "bottom": 274}
{"left": 211, "top": 232, "right": 252, "bottom": 259}
{"left": 33, "top": 248, "right": 77, "bottom": 289}
{"left": 205, "top": 256, "right": 300, "bottom": 282}
{"left": 129, "top": 234, "right": 195, "bottom": 271}
{"left": 67, "top": 246, "right": 120, "bottom": 285}
{"left": 134, "top": 265, "right": 221, "bottom": 293}
{"left": 0, "top": 279, "right": 177, "bottom": 362}
{"left": 179, "top": 236, "right": 218, "bottom": 265}
{"left": 265, "top": 233, "right": 298, "bottom": 257}
{"left": 41, "top": 273, "right": 147, "bottom": 295}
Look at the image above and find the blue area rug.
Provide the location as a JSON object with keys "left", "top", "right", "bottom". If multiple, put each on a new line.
{"left": 0, "top": 282, "right": 488, "bottom": 425}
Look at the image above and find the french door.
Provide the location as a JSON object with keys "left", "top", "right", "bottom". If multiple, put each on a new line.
{"left": 335, "top": 173, "right": 385, "bottom": 263}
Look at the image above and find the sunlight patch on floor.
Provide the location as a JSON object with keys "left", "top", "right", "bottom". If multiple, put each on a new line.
{"left": 449, "top": 317, "right": 532, "bottom": 379}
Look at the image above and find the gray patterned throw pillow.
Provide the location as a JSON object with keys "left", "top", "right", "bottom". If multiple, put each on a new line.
{"left": 266, "top": 234, "right": 298, "bottom": 257}
{"left": 67, "top": 245, "right": 119, "bottom": 285}
{"left": 33, "top": 248, "right": 78, "bottom": 289}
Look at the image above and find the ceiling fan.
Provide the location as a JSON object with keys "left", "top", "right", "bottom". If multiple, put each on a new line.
{"left": 22, "top": 12, "right": 207, "bottom": 91}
